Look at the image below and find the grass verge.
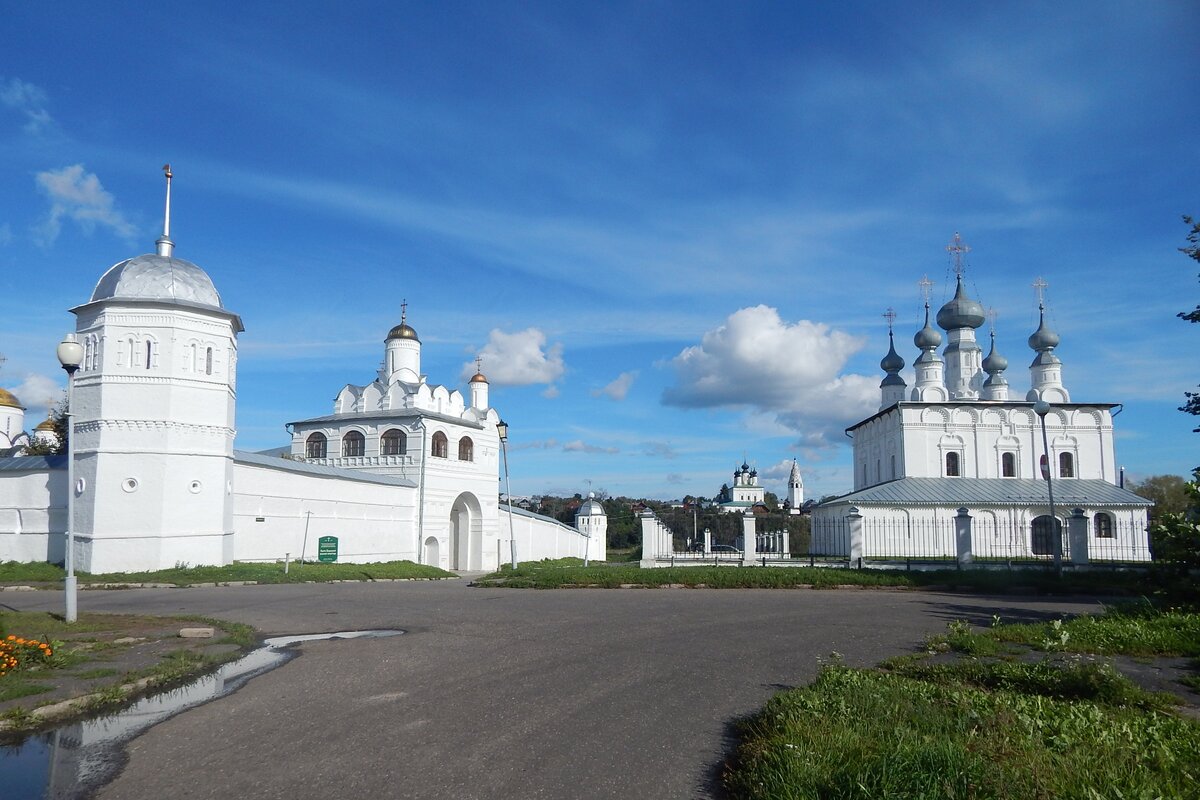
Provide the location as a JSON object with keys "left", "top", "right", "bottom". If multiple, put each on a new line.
{"left": 727, "top": 604, "right": 1200, "bottom": 799}
{"left": 0, "top": 559, "right": 454, "bottom": 587}
{"left": 478, "top": 559, "right": 1153, "bottom": 593}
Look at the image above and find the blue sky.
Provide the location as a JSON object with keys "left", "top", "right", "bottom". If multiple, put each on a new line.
{"left": 1, "top": 2, "right": 1197, "bottom": 499}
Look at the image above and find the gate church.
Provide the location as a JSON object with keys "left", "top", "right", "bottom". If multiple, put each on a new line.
{"left": 0, "top": 171, "right": 597, "bottom": 572}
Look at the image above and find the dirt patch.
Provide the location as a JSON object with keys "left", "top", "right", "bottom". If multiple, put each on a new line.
{"left": 0, "top": 612, "right": 256, "bottom": 736}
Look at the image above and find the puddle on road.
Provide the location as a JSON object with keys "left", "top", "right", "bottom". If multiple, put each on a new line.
{"left": 1, "top": 629, "right": 405, "bottom": 799}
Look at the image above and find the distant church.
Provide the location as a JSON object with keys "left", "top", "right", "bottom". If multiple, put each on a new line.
{"left": 0, "top": 170, "right": 601, "bottom": 572}
{"left": 812, "top": 234, "right": 1151, "bottom": 561}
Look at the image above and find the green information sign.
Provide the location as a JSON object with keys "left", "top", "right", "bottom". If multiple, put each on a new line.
{"left": 317, "top": 536, "right": 339, "bottom": 563}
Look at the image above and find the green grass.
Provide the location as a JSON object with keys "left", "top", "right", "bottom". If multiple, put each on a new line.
{"left": 478, "top": 561, "right": 1156, "bottom": 593}
{"left": 931, "top": 603, "right": 1200, "bottom": 657}
{"left": 0, "top": 679, "right": 54, "bottom": 703}
{"left": 726, "top": 665, "right": 1200, "bottom": 800}
{"left": 0, "top": 559, "right": 454, "bottom": 586}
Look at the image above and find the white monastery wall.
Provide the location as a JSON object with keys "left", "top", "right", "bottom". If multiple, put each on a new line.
{"left": 0, "top": 464, "right": 66, "bottom": 564}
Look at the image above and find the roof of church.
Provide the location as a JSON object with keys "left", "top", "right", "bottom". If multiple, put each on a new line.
{"left": 288, "top": 407, "right": 485, "bottom": 429}
{"left": 816, "top": 477, "right": 1152, "bottom": 508}
{"left": 0, "top": 455, "right": 67, "bottom": 471}
{"left": 577, "top": 493, "right": 605, "bottom": 516}
{"left": 90, "top": 253, "right": 224, "bottom": 309}
{"left": 0, "top": 388, "right": 22, "bottom": 409}
{"left": 234, "top": 451, "right": 417, "bottom": 487}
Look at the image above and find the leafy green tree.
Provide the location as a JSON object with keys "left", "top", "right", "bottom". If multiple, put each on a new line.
{"left": 20, "top": 397, "right": 68, "bottom": 456}
{"left": 1180, "top": 215, "right": 1200, "bottom": 431}
{"left": 1128, "top": 474, "right": 1194, "bottom": 520}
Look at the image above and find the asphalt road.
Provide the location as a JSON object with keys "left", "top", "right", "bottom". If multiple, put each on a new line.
{"left": 4, "top": 580, "right": 1107, "bottom": 799}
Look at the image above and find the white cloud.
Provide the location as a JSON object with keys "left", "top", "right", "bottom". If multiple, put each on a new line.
{"left": 0, "top": 77, "right": 52, "bottom": 134}
{"left": 643, "top": 441, "right": 677, "bottom": 459}
{"left": 563, "top": 440, "right": 619, "bottom": 455}
{"left": 662, "top": 305, "right": 878, "bottom": 445}
{"left": 761, "top": 458, "right": 797, "bottom": 482}
{"left": 9, "top": 373, "right": 63, "bottom": 419}
{"left": 593, "top": 370, "right": 637, "bottom": 401}
{"left": 466, "top": 327, "right": 564, "bottom": 387}
{"left": 34, "top": 165, "right": 137, "bottom": 245}
{"left": 541, "top": 385, "right": 560, "bottom": 399}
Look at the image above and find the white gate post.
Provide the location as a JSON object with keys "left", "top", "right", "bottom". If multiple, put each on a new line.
{"left": 1068, "top": 508, "right": 1089, "bottom": 566}
{"left": 955, "top": 507, "right": 973, "bottom": 567}
{"left": 639, "top": 511, "right": 658, "bottom": 567}
{"left": 742, "top": 511, "right": 757, "bottom": 561}
{"left": 703, "top": 527, "right": 712, "bottom": 555}
{"left": 847, "top": 507, "right": 864, "bottom": 565}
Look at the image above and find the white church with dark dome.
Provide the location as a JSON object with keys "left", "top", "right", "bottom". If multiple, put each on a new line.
{"left": 812, "top": 234, "right": 1151, "bottom": 562}
{"left": 0, "top": 170, "right": 602, "bottom": 572}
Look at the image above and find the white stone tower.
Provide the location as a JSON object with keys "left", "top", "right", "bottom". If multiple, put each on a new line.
{"left": 575, "top": 492, "right": 607, "bottom": 561}
{"left": 468, "top": 357, "right": 490, "bottom": 410}
{"left": 385, "top": 301, "right": 421, "bottom": 384}
{"left": 69, "top": 167, "right": 244, "bottom": 572}
{"left": 787, "top": 459, "right": 804, "bottom": 515}
{"left": 1025, "top": 278, "right": 1069, "bottom": 403}
{"left": 936, "top": 234, "right": 985, "bottom": 400}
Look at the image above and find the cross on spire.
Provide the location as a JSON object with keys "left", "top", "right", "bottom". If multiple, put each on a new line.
{"left": 1032, "top": 277, "right": 1048, "bottom": 308}
{"left": 400, "top": 299, "right": 408, "bottom": 324}
{"left": 475, "top": 355, "right": 483, "bottom": 374}
{"left": 946, "top": 232, "right": 970, "bottom": 278}
{"left": 882, "top": 307, "right": 896, "bottom": 332}
{"left": 986, "top": 307, "right": 998, "bottom": 331}
{"left": 918, "top": 275, "right": 933, "bottom": 305}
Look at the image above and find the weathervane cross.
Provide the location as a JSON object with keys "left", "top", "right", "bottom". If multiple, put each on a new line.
{"left": 946, "top": 232, "right": 970, "bottom": 278}
{"left": 400, "top": 299, "right": 408, "bottom": 323}
{"left": 882, "top": 307, "right": 896, "bottom": 332}
{"left": 1032, "top": 277, "right": 1048, "bottom": 307}
{"left": 918, "top": 275, "right": 933, "bottom": 304}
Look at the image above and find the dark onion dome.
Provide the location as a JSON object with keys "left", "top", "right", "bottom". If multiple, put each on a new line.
{"left": 880, "top": 331, "right": 905, "bottom": 373}
{"left": 0, "top": 388, "right": 22, "bottom": 409}
{"left": 469, "top": 371, "right": 488, "bottom": 384}
{"left": 740, "top": 462, "right": 750, "bottom": 472}
{"left": 386, "top": 321, "right": 420, "bottom": 343}
{"left": 90, "top": 253, "right": 224, "bottom": 310}
{"left": 1027, "top": 306, "right": 1060, "bottom": 351}
{"left": 914, "top": 304, "right": 942, "bottom": 349}
{"left": 936, "top": 276, "right": 986, "bottom": 330}
{"left": 982, "top": 332, "right": 1008, "bottom": 374}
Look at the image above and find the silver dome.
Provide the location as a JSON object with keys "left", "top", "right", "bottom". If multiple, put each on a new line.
{"left": 1027, "top": 308, "right": 1060, "bottom": 352}
{"left": 90, "top": 254, "right": 223, "bottom": 309}
{"left": 936, "top": 277, "right": 985, "bottom": 330}
{"left": 982, "top": 333, "right": 1008, "bottom": 373}
{"left": 577, "top": 494, "right": 606, "bottom": 516}
{"left": 880, "top": 332, "right": 905, "bottom": 373}
{"left": 914, "top": 305, "right": 942, "bottom": 349}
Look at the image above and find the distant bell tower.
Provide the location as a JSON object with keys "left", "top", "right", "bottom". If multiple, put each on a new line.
{"left": 69, "top": 166, "right": 244, "bottom": 572}
{"left": 787, "top": 459, "right": 804, "bottom": 515}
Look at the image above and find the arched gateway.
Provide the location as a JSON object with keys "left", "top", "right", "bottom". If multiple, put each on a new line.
{"left": 450, "top": 492, "right": 483, "bottom": 570}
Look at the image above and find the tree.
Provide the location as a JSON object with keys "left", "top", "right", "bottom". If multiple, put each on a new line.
{"left": 20, "top": 397, "right": 68, "bottom": 456}
{"left": 1128, "top": 474, "right": 1194, "bottom": 520}
{"left": 1180, "top": 215, "right": 1200, "bottom": 431}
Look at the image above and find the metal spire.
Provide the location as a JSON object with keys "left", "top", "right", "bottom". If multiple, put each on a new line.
{"left": 155, "top": 164, "right": 174, "bottom": 257}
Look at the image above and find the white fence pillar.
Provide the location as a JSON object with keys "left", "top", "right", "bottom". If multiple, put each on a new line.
{"left": 847, "top": 507, "right": 864, "bottom": 566}
{"left": 955, "top": 507, "right": 973, "bottom": 567}
{"left": 742, "top": 511, "right": 757, "bottom": 560}
{"left": 639, "top": 511, "right": 659, "bottom": 567}
{"left": 782, "top": 529, "right": 791, "bottom": 559}
{"left": 1068, "top": 508, "right": 1089, "bottom": 566}
{"left": 703, "top": 527, "right": 712, "bottom": 555}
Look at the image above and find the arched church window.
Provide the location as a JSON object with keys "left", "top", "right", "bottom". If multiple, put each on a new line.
{"left": 305, "top": 433, "right": 327, "bottom": 459}
{"left": 458, "top": 437, "right": 474, "bottom": 462}
{"left": 381, "top": 429, "right": 406, "bottom": 456}
{"left": 205, "top": 347, "right": 213, "bottom": 376}
{"left": 1001, "top": 452, "right": 1016, "bottom": 478}
{"left": 1094, "top": 512, "right": 1114, "bottom": 538}
{"left": 342, "top": 431, "right": 365, "bottom": 457}
{"left": 1059, "top": 452, "right": 1075, "bottom": 478}
{"left": 126, "top": 338, "right": 136, "bottom": 367}
{"left": 145, "top": 340, "right": 153, "bottom": 370}
{"left": 431, "top": 432, "right": 448, "bottom": 458}
{"left": 945, "top": 452, "right": 960, "bottom": 477}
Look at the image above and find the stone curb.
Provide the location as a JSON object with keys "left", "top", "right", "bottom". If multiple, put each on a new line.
{"left": 0, "top": 577, "right": 460, "bottom": 592}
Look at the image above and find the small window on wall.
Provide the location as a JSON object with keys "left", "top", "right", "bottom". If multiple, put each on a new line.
{"left": 945, "top": 452, "right": 961, "bottom": 477}
{"left": 205, "top": 347, "right": 213, "bottom": 376}
{"left": 432, "top": 431, "right": 448, "bottom": 458}
{"left": 381, "top": 429, "right": 406, "bottom": 456}
{"left": 305, "top": 433, "right": 327, "bottom": 459}
{"left": 145, "top": 340, "right": 153, "bottom": 370}
{"left": 458, "top": 437, "right": 474, "bottom": 462}
{"left": 1001, "top": 452, "right": 1016, "bottom": 478}
{"left": 342, "top": 431, "right": 365, "bottom": 457}
{"left": 1059, "top": 452, "right": 1075, "bottom": 478}
{"left": 1094, "top": 512, "right": 1114, "bottom": 538}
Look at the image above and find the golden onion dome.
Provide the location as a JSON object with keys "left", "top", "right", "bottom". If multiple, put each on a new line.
{"left": 386, "top": 322, "right": 420, "bottom": 343}
{"left": 469, "top": 371, "right": 488, "bottom": 384}
{"left": 0, "top": 388, "right": 23, "bottom": 409}
{"left": 34, "top": 417, "right": 56, "bottom": 431}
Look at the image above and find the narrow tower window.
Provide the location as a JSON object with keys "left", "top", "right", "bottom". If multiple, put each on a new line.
{"left": 945, "top": 452, "right": 960, "bottom": 477}
{"left": 205, "top": 347, "right": 213, "bottom": 376}
{"left": 1001, "top": 452, "right": 1016, "bottom": 478}
{"left": 1059, "top": 452, "right": 1075, "bottom": 478}
{"left": 458, "top": 437, "right": 474, "bottom": 462}
{"left": 432, "top": 432, "right": 448, "bottom": 458}
{"left": 145, "top": 340, "right": 153, "bottom": 369}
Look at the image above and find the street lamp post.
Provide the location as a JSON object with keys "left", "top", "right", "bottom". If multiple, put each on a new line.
{"left": 56, "top": 334, "right": 84, "bottom": 623}
{"left": 497, "top": 420, "right": 517, "bottom": 571}
{"left": 1033, "top": 399, "right": 1061, "bottom": 575}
